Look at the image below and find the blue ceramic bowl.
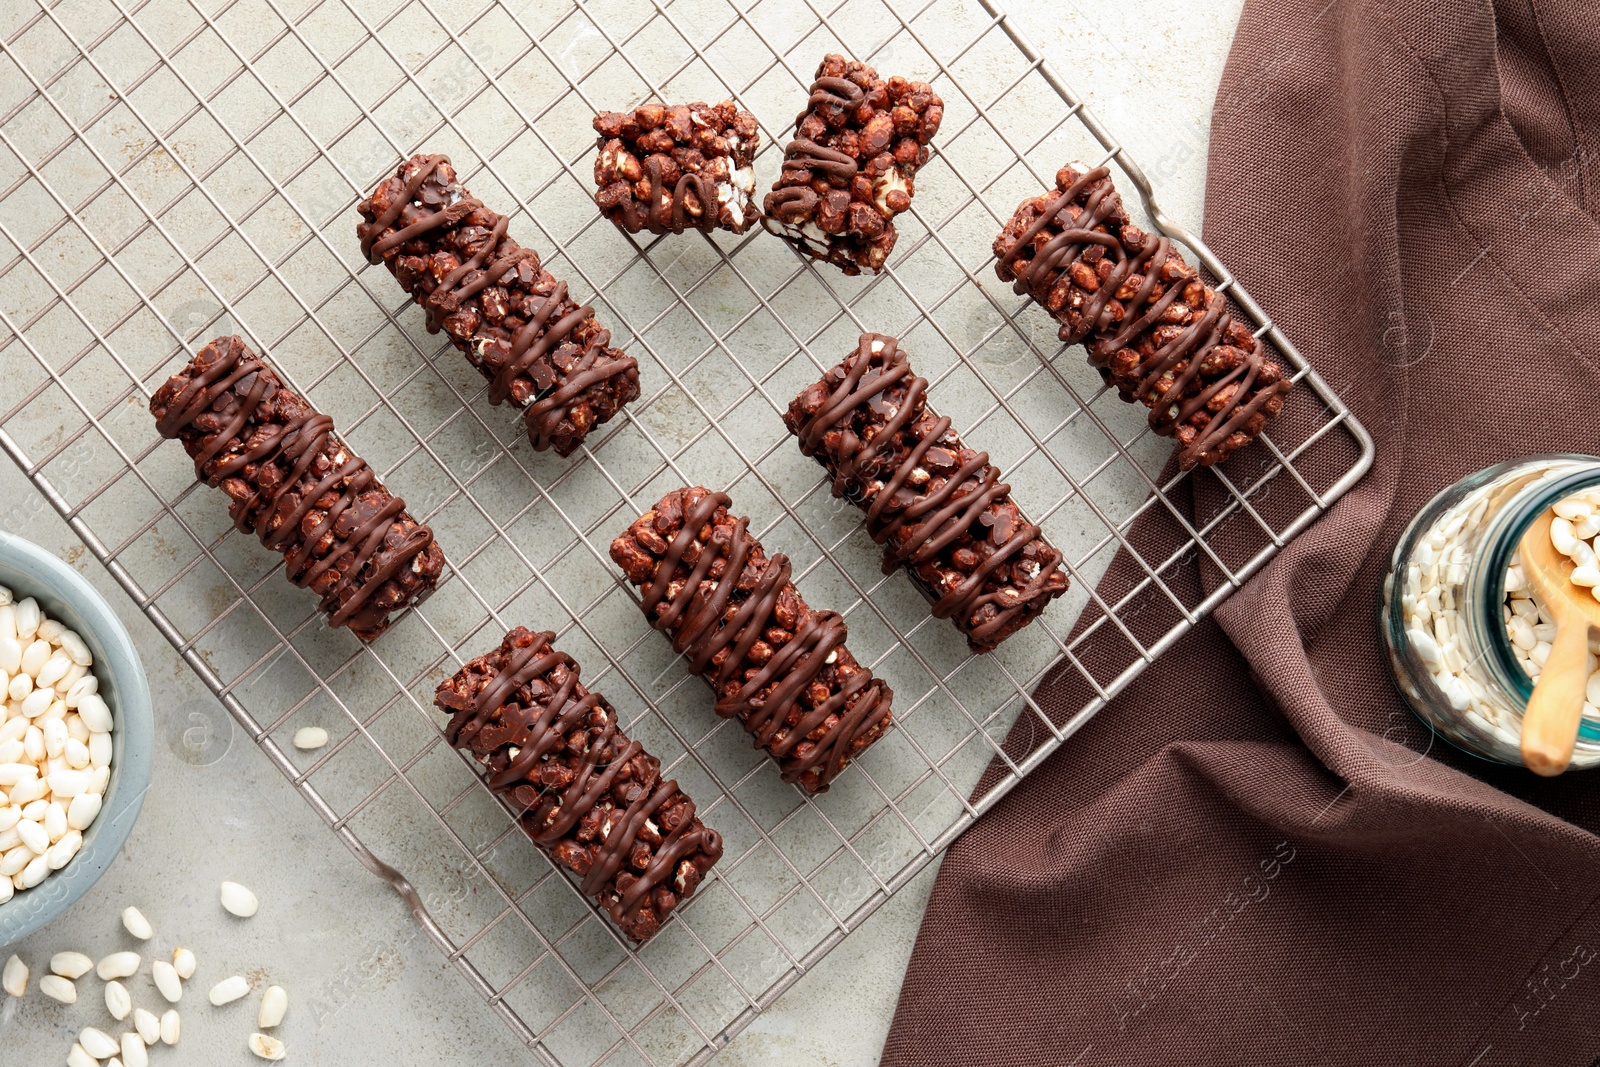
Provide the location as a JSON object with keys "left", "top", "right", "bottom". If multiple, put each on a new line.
{"left": 0, "top": 529, "right": 152, "bottom": 946}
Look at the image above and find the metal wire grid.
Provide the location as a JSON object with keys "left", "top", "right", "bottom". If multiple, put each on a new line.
{"left": 0, "top": 0, "right": 1372, "bottom": 1061}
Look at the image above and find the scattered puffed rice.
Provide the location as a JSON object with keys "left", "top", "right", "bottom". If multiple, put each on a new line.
{"left": 160, "top": 1008, "right": 180, "bottom": 1045}
{"left": 292, "top": 726, "right": 329, "bottom": 751}
{"left": 121, "top": 1031, "right": 148, "bottom": 1067}
{"left": 51, "top": 951, "right": 93, "bottom": 979}
{"left": 133, "top": 1007, "right": 161, "bottom": 1045}
{"left": 96, "top": 951, "right": 140, "bottom": 980}
{"left": 171, "top": 947, "right": 196, "bottom": 980}
{"left": 78, "top": 1027, "right": 118, "bottom": 1059}
{"left": 39, "top": 973, "right": 76, "bottom": 1003}
{"left": 67, "top": 1044, "right": 97, "bottom": 1067}
{"left": 220, "top": 880, "right": 259, "bottom": 918}
{"left": 258, "top": 984, "right": 287, "bottom": 1028}
{"left": 2, "top": 954, "right": 26, "bottom": 996}
{"left": 209, "top": 975, "right": 250, "bottom": 1006}
{"left": 152, "top": 959, "right": 182, "bottom": 1003}
{"left": 121, "top": 906, "right": 154, "bottom": 941}
{"left": 249, "top": 1033, "right": 287, "bottom": 1061}
{"left": 105, "top": 979, "right": 132, "bottom": 1020}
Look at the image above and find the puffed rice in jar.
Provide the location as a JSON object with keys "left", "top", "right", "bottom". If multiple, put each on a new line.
{"left": 1382, "top": 455, "right": 1600, "bottom": 768}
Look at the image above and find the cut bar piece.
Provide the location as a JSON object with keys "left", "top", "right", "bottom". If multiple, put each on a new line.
{"left": 149, "top": 335, "right": 445, "bottom": 641}
{"left": 358, "top": 153, "right": 641, "bottom": 456}
{"left": 993, "top": 163, "right": 1292, "bottom": 469}
{"left": 762, "top": 54, "right": 943, "bottom": 275}
{"left": 784, "top": 334, "right": 1069, "bottom": 653}
{"left": 592, "top": 102, "right": 760, "bottom": 235}
{"left": 435, "top": 627, "right": 722, "bottom": 943}
{"left": 610, "top": 487, "right": 894, "bottom": 793}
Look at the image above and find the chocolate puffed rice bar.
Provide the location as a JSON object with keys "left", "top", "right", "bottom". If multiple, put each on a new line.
{"left": 993, "top": 163, "right": 1291, "bottom": 469}
{"left": 610, "top": 487, "right": 894, "bottom": 793}
{"left": 358, "top": 153, "right": 641, "bottom": 456}
{"left": 436, "top": 627, "right": 722, "bottom": 943}
{"left": 593, "top": 102, "right": 760, "bottom": 235}
{"left": 763, "top": 54, "right": 943, "bottom": 275}
{"left": 784, "top": 334, "right": 1069, "bottom": 653}
{"left": 149, "top": 335, "right": 445, "bottom": 642}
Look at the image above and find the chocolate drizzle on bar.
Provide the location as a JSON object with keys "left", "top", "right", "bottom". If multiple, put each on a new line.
{"left": 436, "top": 627, "right": 722, "bottom": 943}
{"left": 994, "top": 164, "right": 1291, "bottom": 468}
{"left": 640, "top": 156, "right": 718, "bottom": 234}
{"left": 769, "top": 78, "right": 867, "bottom": 219}
{"left": 794, "top": 338, "right": 1006, "bottom": 575}
{"left": 358, "top": 154, "right": 640, "bottom": 455}
{"left": 611, "top": 487, "right": 894, "bottom": 792}
{"left": 784, "top": 334, "right": 1069, "bottom": 653}
{"left": 809, "top": 75, "right": 865, "bottom": 112}
{"left": 149, "top": 336, "right": 443, "bottom": 641}
{"left": 778, "top": 140, "right": 858, "bottom": 191}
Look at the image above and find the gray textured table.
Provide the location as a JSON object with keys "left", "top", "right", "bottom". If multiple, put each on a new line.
{"left": 0, "top": 1, "right": 1242, "bottom": 1062}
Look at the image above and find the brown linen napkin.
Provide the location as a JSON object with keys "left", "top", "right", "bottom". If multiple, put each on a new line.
{"left": 883, "top": 1, "right": 1600, "bottom": 1063}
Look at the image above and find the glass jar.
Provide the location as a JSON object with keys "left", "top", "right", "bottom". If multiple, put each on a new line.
{"left": 1381, "top": 454, "right": 1600, "bottom": 769}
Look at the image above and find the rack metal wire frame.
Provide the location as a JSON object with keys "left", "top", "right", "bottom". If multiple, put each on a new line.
{"left": 0, "top": 0, "right": 1373, "bottom": 1061}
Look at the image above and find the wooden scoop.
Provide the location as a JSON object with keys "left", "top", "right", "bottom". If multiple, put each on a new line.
{"left": 1518, "top": 509, "right": 1600, "bottom": 775}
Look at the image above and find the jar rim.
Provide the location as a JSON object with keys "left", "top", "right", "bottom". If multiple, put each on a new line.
{"left": 1467, "top": 454, "right": 1600, "bottom": 742}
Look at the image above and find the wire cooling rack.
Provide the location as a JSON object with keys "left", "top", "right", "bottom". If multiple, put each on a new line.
{"left": 0, "top": 0, "right": 1373, "bottom": 1061}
